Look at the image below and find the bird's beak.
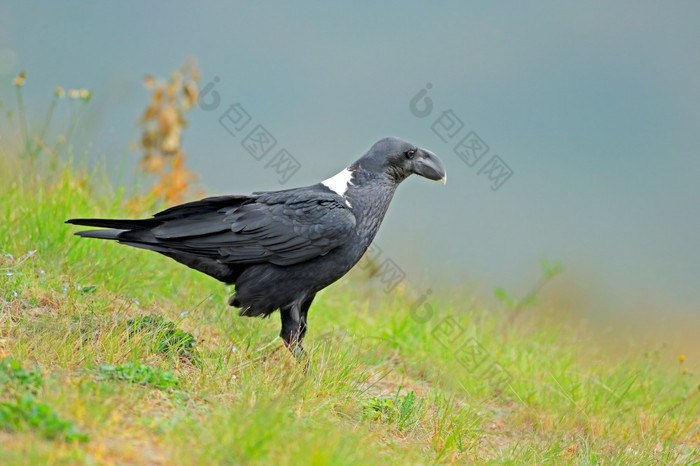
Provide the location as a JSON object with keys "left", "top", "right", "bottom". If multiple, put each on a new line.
{"left": 413, "top": 149, "right": 446, "bottom": 184}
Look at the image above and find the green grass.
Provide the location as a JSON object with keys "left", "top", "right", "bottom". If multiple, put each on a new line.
{"left": 97, "top": 362, "right": 180, "bottom": 390}
{"left": 1, "top": 97, "right": 699, "bottom": 464}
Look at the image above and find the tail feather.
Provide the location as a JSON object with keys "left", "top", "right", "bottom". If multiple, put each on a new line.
{"left": 74, "top": 229, "right": 127, "bottom": 240}
{"left": 66, "top": 202, "right": 249, "bottom": 284}
{"left": 66, "top": 218, "right": 159, "bottom": 230}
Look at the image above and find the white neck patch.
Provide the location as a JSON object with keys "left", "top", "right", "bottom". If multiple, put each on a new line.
{"left": 322, "top": 168, "right": 354, "bottom": 205}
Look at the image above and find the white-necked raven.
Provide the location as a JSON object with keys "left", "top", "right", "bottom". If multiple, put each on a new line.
{"left": 67, "top": 137, "right": 446, "bottom": 362}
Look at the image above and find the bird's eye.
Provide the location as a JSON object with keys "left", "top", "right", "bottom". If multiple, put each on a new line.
{"left": 404, "top": 149, "right": 416, "bottom": 159}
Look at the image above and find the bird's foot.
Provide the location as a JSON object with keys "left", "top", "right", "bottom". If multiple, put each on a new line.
{"left": 285, "top": 340, "right": 311, "bottom": 372}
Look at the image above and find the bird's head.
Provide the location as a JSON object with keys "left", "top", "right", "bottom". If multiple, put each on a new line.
{"left": 355, "top": 137, "right": 446, "bottom": 185}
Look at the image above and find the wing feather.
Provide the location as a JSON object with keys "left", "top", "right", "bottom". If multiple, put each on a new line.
{"left": 126, "top": 189, "right": 356, "bottom": 267}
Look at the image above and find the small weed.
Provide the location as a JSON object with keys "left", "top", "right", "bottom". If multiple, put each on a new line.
{"left": 496, "top": 257, "right": 564, "bottom": 317}
{"left": 137, "top": 60, "right": 199, "bottom": 204}
{"left": 0, "top": 395, "right": 88, "bottom": 442}
{"left": 98, "top": 361, "right": 179, "bottom": 389}
{"left": 0, "top": 358, "right": 87, "bottom": 442}
{"left": 362, "top": 389, "right": 425, "bottom": 432}
{"left": 126, "top": 314, "right": 199, "bottom": 364}
{"left": 0, "top": 357, "right": 44, "bottom": 394}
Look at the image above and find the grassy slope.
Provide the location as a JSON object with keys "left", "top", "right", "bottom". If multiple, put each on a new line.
{"left": 0, "top": 157, "right": 698, "bottom": 465}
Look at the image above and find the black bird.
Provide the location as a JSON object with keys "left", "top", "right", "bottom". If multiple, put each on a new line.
{"left": 67, "top": 137, "right": 446, "bottom": 361}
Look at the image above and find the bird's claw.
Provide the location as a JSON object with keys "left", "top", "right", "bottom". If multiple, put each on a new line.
{"left": 286, "top": 341, "right": 310, "bottom": 373}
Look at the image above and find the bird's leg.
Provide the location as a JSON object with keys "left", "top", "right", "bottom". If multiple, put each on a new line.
{"left": 279, "top": 294, "right": 315, "bottom": 369}
{"left": 298, "top": 293, "right": 315, "bottom": 343}
{"left": 280, "top": 305, "right": 305, "bottom": 362}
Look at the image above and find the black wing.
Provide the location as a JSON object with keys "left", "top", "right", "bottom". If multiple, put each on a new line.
{"left": 71, "top": 190, "right": 357, "bottom": 267}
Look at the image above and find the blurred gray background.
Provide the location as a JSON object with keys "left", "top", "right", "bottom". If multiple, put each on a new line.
{"left": 1, "top": 1, "right": 698, "bottom": 320}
